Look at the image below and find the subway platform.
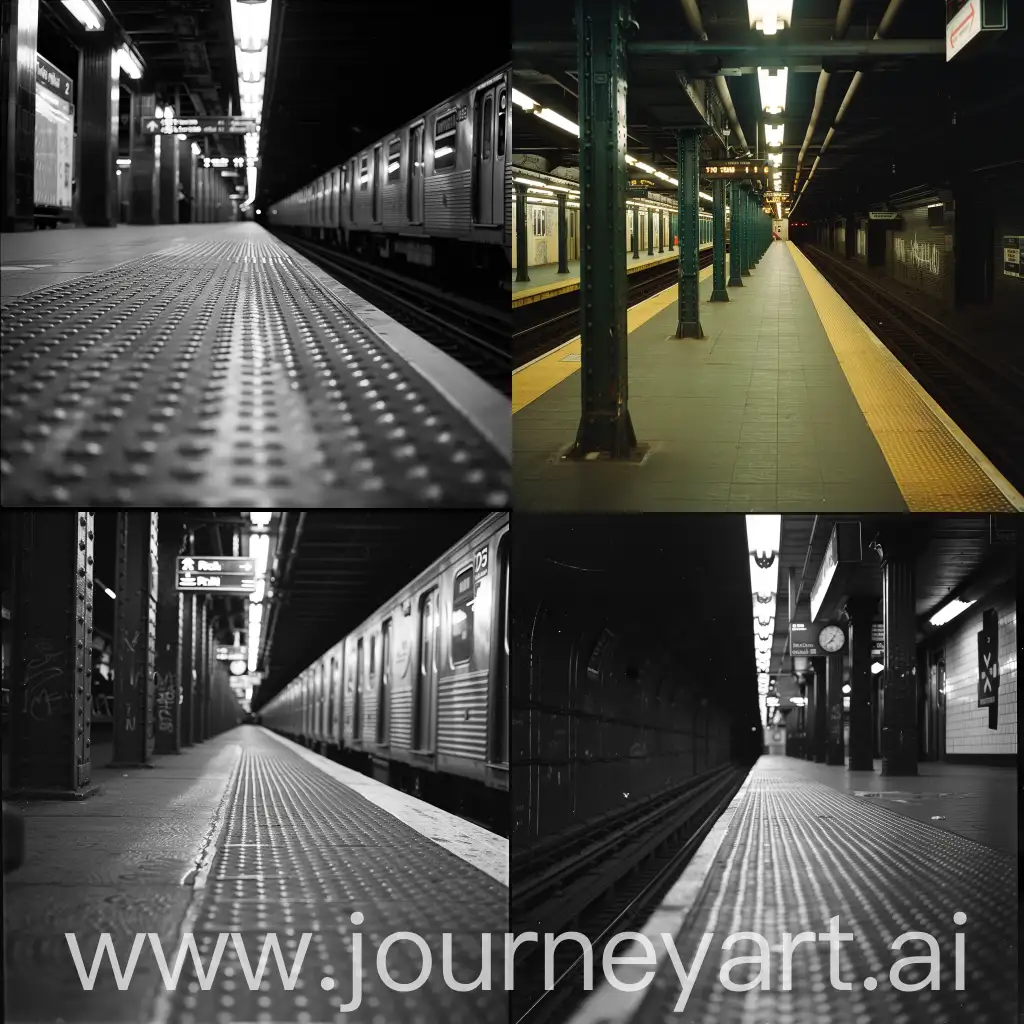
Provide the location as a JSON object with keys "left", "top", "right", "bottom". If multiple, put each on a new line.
{"left": 2, "top": 725, "right": 508, "bottom": 1024}
{"left": 512, "top": 249, "right": 677, "bottom": 307}
{"left": 567, "top": 755, "right": 1017, "bottom": 1024}
{"left": 0, "top": 223, "right": 510, "bottom": 508}
{"left": 512, "top": 242, "right": 1024, "bottom": 512}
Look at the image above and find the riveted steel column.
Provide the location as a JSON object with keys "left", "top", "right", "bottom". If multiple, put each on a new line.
{"left": 710, "top": 177, "right": 728, "bottom": 301}
{"left": 77, "top": 38, "right": 119, "bottom": 226}
{"left": 741, "top": 188, "right": 752, "bottom": 275}
{"left": 194, "top": 597, "right": 208, "bottom": 740}
{"left": 129, "top": 92, "right": 159, "bottom": 224}
{"left": 557, "top": 191, "right": 569, "bottom": 273}
{"left": 1, "top": 0, "right": 38, "bottom": 231}
{"left": 825, "top": 646, "right": 845, "bottom": 765}
{"left": 876, "top": 530, "right": 918, "bottom": 776}
{"left": 568, "top": 0, "right": 638, "bottom": 460}
{"left": 728, "top": 182, "right": 743, "bottom": 287}
{"left": 514, "top": 181, "right": 529, "bottom": 282}
{"left": 676, "top": 129, "right": 703, "bottom": 338}
{"left": 658, "top": 210, "right": 664, "bottom": 253}
{"left": 153, "top": 520, "right": 182, "bottom": 754}
{"left": 158, "top": 130, "right": 179, "bottom": 224}
{"left": 204, "top": 621, "right": 215, "bottom": 739}
{"left": 646, "top": 206, "right": 653, "bottom": 256}
{"left": 177, "top": 137, "right": 193, "bottom": 223}
{"left": 668, "top": 211, "right": 674, "bottom": 251}
{"left": 811, "top": 657, "right": 827, "bottom": 762}
{"left": 181, "top": 591, "right": 195, "bottom": 745}
{"left": 112, "top": 512, "right": 158, "bottom": 766}
{"left": 9, "top": 512, "right": 97, "bottom": 798}
{"left": 800, "top": 670, "right": 815, "bottom": 758}
{"left": 846, "top": 597, "right": 878, "bottom": 771}
{"left": 631, "top": 205, "right": 639, "bottom": 259}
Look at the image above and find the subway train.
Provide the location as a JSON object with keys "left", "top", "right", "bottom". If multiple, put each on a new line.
{"left": 260, "top": 513, "right": 509, "bottom": 812}
{"left": 267, "top": 66, "right": 510, "bottom": 288}
{"left": 512, "top": 167, "right": 719, "bottom": 269}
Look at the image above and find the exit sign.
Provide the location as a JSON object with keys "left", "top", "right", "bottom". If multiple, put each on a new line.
{"left": 946, "top": 0, "right": 1007, "bottom": 61}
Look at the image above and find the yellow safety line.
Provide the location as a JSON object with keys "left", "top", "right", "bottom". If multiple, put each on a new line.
{"left": 512, "top": 263, "right": 714, "bottom": 414}
{"left": 788, "top": 241, "right": 1022, "bottom": 511}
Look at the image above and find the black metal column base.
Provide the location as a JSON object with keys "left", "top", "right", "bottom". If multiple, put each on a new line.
{"left": 848, "top": 756, "right": 874, "bottom": 772}
{"left": 728, "top": 276, "right": 743, "bottom": 287}
{"left": 556, "top": 268, "right": 571, "bottom": 275}
{"left": 566, "top": 410, "right": 643, "bottom": 461}
{"left": 676, "top": 318, "right": 704, "bottom": 338}
{"left": 710, "top": 288, "right": 729, "bottom": 302}
{"left": 741, "top": 268, "right": 751, "bottom": 276}
{"left": 515, "top": 269, "right": 531, "bottom": 283}
{"left": 3, "top": 784, "right": 100, "bottom": 801}
{"left": 108, "top": 761, "right": 158, "bottom": 770}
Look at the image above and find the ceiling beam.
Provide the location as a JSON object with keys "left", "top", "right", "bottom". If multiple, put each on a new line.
{"left": 515, "top": 39, "right": 946, "bottom": 61}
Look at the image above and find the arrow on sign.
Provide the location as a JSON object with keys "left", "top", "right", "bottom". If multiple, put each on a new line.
{"left": 181, "top": 557, "right": 195, "bottom": 572}
{"left": 146, "top": 120, "right": 158, "bottom": 131}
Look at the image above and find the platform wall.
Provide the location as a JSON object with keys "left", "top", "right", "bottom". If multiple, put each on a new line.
{"left": 886, "top": 203, "right": 954, "bottom": 309}
{"left": 943, "top": 581, "right": 1016, "bottom": 757}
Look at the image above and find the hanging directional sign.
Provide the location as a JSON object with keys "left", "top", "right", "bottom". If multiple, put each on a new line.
{"left": 176, "top": 556, "right": 260, "bottom": 593}
{"left": 702, "top": 161, "right": 771, "bottom": 179}
{"left": 144, "top": 116, "right": 258, "bottom": 135}
{"left": 946, "top": 0, "right": 1007, "bottom": 61}
{"left": 976, "top": 609, "right": 999, "bottom": 708}
{"left": 216, "top": 645, "right": 247, "bottom": 661}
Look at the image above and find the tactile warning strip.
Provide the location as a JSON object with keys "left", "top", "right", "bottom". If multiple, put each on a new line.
{"left": 631, "top": 766, "right": 1017, "bottom": 1024}
{"left": 1, "top": 238, "right": 510, "bottom": 506}
{"left": 788, "top": 242, "right": 1018, "bottom": 512}
{"left": 164, "top": 730, "right": 507, "bottom": 1024}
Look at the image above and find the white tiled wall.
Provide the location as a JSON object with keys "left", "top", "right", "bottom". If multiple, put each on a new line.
{"left": 944, "top": 593, "right": 1017, "bottom": 755}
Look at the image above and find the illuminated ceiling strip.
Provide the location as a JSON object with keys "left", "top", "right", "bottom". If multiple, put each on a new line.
{"left": 230, "top": 0, "right": 273, "bottom": 209}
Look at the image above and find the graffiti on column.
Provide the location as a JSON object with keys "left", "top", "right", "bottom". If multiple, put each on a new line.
{"left": 24, "top": 638, "right": 70, "bottom": 719}
{"left": 155, "top": 671, "right": 177, "bottom": 732}
{"left": 893, "top": 234, "right": 941, "bottom": 275}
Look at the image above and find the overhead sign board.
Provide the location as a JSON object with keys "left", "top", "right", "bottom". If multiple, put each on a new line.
{"left": 216, "top": 645, "right": 247, "bottom": 661}
{"left": 144, "top": 116, "right": 258, "bottom": 135}
{"left": 977, "top": 609, "right": 999, "bottom": 708}
{"left": 809, "top": 522, "right": 863, "bottom": 623}
{"left": 946, "top": 0, "right": 1007, "bottom": 61}
{"left": 789, "top": 621, "right": 822, "bottom": 658}
{"left": 36, "top": 53, "right": 73, "bottom": 103}
{"left": 702, "top": 161, "right": 771, "bottom": 179}
{"left": 176, "top": 556, "right": 260, "bottom": 594}
{"left": 869, "top": 211, "right": 901, "bottom": 221}
{"left": 626, "top": 188, "right": 649, "bottom": 199}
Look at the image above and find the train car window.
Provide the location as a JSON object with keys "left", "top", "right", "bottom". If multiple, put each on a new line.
{"left": 482, "top": 96, "right": 493, "bottom": 160}
{"left": 387, "top": 138, "right": 401, "bottom": 184}
{"left": 415, "top": 588, "right": 439, "bottom": 749}
{"left": 496, "top": 89, "right": 506, "bottom": 158}
{"left": 377, "top": 620, "right": 391, "bottom": 744}
{"left": 451, "top": 566, "right": 474, "bottom": 665}
{"left": 369, "top": 634, "right": 376, "bottom": 678}
{"left": 359, "top": 154, "right": 369, "bottom": 192}
{"left": 533, "top": 207, "right": 546, "bottom": 236}
{"left": 433, "top": 109, "right": 457, "bottom": 172}
{"left": 353, "top": 638, "right": 363, "bottom": 740}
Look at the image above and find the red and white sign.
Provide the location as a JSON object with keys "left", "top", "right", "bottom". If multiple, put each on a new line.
{"left": 947, "top": 1, "right": 981, "bottom": 60}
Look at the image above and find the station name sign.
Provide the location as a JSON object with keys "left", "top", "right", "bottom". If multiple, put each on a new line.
{"left": 869, "top": 211, "right": 901, "bottom": 220}
{"left": 144, "top": 116, "right": 258, "bottom": 135}
{"left": 176, "top": 556, "right": 260, "bottom": 594}
{"left": 702, "top": 162, "right": 771, "bottom": 179}
{"left": 36, "top": 54, "right": 73, "bottom": 103}
{"left": 946, "top": 0, "right": 1007, "bottom": 61}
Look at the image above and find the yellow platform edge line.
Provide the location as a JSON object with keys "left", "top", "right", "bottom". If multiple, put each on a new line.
{"left": 787, "top": 241, "right": 1024, "bottom": 512}
{"left": 512, "top": 263, "right": 715, "bottom": 414}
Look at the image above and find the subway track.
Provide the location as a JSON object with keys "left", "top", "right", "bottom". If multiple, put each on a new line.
{"left": 801, "top": 244, "right": 1024, "bottom": 494}
{"left": 513, "top": 247, "right": 717, "bottom": 369}
{"left": 273, "top": 232, "right": 512, "bottom": 395}
{"left": 510, "top": 765, "right": 747, "bottom": 1024}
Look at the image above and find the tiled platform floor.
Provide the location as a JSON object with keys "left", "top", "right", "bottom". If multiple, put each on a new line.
{"left": 512, "top": 248, "right": 677, "bottom": 300}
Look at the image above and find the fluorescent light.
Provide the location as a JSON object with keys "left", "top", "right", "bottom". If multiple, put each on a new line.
{"left": 249, "top": 512, "right": 273, "bottom": 527}
{"left": 748, "top": 0, "right": 793, "bottom": 36}
{"left": 699, "top": 191, "right": 712, "bottom": 201}
{"left": 511, "top": 89, "right": 537, "bottom": 110}
{"left": 250, "top": 532, "right": 270, "bottom": 577}
{"left": 104, "top": 587, "right": 116, "bottom": 600}
{"left": 776, "top": 202, "right": 782, "bottom": 218}
{"left": 117, "top": 45, "right": 143, "bottom": 79}
{"left": 62, "top": 0, "right": 104, "bottom": 30}
{"left": 764, "top": 124, "right": 785, "bottom": 148}
{"left": 536, "top": 106, "right": 579, "bottom": 137}
{"left": 758, "top": 68, "right": 789, "bottom": 114}
{"left": 746, "top": 515, "right": 781, "bottom": 562}
{"left": 116, "top": 158, "right": 131, "bottom": 167}
{"left": 929, "top": 597, "right": 976, "bottom": 626}
{"left": 768, "top": 153, "right": 783, "bottom": 167}
{"left": 634, "top": 161, "right": 655, "bottom": 173}
{"left": 871, "top": 661, "right": 884, "bottom": 675}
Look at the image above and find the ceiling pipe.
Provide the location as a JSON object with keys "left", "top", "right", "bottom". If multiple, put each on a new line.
{"left": 791, "top": 0, "right": 906, "bottom": 217}
{"left": 793, "top": 0, "right": 856, "bottom": 194}
{"left": 678, "top": 0, "right": 751, "bottom": 155}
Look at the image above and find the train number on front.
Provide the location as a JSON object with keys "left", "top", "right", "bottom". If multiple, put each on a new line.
{"left": 474, "top": 546, "right": 489, "bottom": 577}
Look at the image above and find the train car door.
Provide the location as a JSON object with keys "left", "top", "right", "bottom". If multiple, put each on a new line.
{"left": 407, "top": 124, "right": 423, "bottom": 224}
{"left": 473, "top": 81, "right": 505, "bottom": 225}
{"left": 489, "top": 535, "right": 509, "bottom": 767}
{"left": 414, "top": 587, "right": 439, "bottom": 751}
{"left": 348, "top": 159, "right": 356, "bottom": 223}
{"left": 353, "top": 637, "right": 363, "bottom": 740}
{"left": 372, "top": 146, "right": 382, "bottom": 223}
{"left": 377, "top": 618, "right": 391, "bottom": 744}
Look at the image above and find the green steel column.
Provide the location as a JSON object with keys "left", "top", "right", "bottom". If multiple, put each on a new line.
{"left": 632, "top": 205, "right": 639, "bottom": 258}
{"left": 515, "top": 182, "right": 530, "bottom": 282}
{"left": 668, "top": 212, "right": 675, "bottom": 251}
{"left": 646, "top": 206, "right": 653, "bottom": 256}
{"left": 568, "top": 0, "right": 637, "bottom": 459}
{"left": 741, "top": 188, "right": 752, "bottom": 276}
{"left": 710, "top": 177, "right": 728, "bottom": 301}
{"left": 728, "top": 182, "right": 743, "bottom": 287}
{"left": 676, "top": 129, "right": 703, "bottom": 338}
{"left": 658, "top": 210, "right": 664, "bottom": 253}
{"left": 557, "top": 191, "right": 569, "bottom": 274}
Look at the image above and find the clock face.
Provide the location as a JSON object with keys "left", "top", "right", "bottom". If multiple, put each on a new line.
{"left": 818, "top": 624, "right": 846, "bottom": 653}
